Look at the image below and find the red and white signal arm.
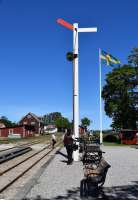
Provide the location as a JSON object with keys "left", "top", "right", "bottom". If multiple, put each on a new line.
{"left": 57, "top": 18, "right": 74, "bottom": 31}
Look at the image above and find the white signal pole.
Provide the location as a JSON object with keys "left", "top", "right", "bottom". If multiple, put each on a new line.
{"left": 57, "top": 19, "right": 97, "bottom": 161}
{"left": 73, "top": 25, "right": 97, "bottom": 161}
{"left": 73, "top": 23, "right": 79, "bottom": 161}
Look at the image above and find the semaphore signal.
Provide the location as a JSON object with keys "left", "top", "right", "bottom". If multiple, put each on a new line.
{"left": 57, "top": 18, "right": 97, "bottom": 161}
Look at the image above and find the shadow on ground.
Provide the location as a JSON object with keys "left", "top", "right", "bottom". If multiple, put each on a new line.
{"left": 56, "top": 150, "right": 68, "bottom": 159}
{"left": 56, "top": 150, "right": 68, "bottom": 163}
{"left": 23, "top": 181, "right": 138, "bottom": 200}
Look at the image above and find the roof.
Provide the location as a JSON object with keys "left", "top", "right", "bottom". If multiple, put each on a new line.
{"left": 19, "top": 112, "right": 43, "bottom": 123}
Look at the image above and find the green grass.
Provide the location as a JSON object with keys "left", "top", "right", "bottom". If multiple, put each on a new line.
{"left": 0, "top": 132, "right": 63, "bottom": 145}
{"left": 103, "top": 142, "right": 126, "bottom": 146}
{"left": 0, "top": 136, "right": 42, "bottom": 145}
{"left": 103, "top": 142, "right": 138, "bottom": 147}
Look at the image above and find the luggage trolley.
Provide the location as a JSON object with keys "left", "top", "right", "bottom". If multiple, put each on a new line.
{"left": 80, "top": 142, "right": 111, "bottom": 197}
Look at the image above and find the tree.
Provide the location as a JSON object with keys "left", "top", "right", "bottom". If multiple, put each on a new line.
{"left": 43, "top": 112, "right": 62, "bottom": 125}
{"left": 128, "top": 47, "right": 138, "bottom": 67}
{"left": 81, "top": 117, "right": 91, "bottom": 131}
{"left": 43, "top": 112, "right": 72, "bottom": 131}
{"left": 50, "top": 112, "right": 62, "bottom": 121}
{"left": 102, "top": 65, "right": 138, "bottom": 130}
{"left": 55, "top": 117, "right": 70, "bottom": 131}
{"left": 0, "top": 116, "right": 16, "bottom": 127}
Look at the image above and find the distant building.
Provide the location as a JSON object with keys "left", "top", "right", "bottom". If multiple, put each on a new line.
{"left": 0, "top": 125, "right": 34, "bottom": 138}
{"left": 119, "top": 129, "right": 138, "bottom": 145}
{"left": 44, "top": 124, "right": 57, "bottom": 134}
{"left": 19, "top": 112, "right": 44, "bottom": 134}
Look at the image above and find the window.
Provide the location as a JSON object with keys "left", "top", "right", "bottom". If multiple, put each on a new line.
{"left": 9, "top": 129, "right": 13, "bottom": 135}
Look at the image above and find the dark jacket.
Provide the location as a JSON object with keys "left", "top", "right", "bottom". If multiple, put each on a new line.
{"left": 63, "top": 134, "right": 73, "bottom": 146}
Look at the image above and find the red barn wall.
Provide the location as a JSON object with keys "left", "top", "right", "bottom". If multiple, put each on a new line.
{"left": 0, "top": 126, "right": 34, "bottom": 138}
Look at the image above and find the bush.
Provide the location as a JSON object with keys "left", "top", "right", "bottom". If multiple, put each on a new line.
{"left": 103, "top": 134, "right": 119, "bottom": 143}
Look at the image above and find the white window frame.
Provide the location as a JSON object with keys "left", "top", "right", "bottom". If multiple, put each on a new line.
{"left": 9, "top": 129, "right": 13, "bottom": 135}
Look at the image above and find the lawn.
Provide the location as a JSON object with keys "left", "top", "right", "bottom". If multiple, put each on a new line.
{"left": 103, "top": 142, "right": 138, "bottom": 148}
{"left": 0, "top": 132, "right": 63, "bottom": 145}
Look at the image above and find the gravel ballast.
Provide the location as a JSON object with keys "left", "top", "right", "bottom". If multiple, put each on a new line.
{"left": 22, "top": 146, "right": 138, "bottom": 200}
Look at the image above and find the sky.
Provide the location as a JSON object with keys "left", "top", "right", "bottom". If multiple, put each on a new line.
{"left": 0, "top": 0, "right": 138, "bottom": 129}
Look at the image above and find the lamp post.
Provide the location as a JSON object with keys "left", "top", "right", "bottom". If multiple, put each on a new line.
{"left": 57, "top": 19, "right": 97, "bottom": 161}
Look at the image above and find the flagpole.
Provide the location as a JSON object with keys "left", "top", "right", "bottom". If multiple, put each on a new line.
{"left": 99, "top": 48, "right": 103, "bottom": 144}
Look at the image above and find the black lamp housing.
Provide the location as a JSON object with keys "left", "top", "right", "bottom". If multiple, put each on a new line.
{"left": 66, "top": 52, "right": 78, "bottom": 61}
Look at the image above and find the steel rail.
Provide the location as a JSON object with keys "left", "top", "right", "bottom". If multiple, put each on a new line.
{"left": 0, "top": 140, "right": 42, "bottom": 153}
{"left": 0, "top": 142, "right": 61, "bottom": 193}
{"left": 0, "top": 144, "right": 51, "bottom": 175}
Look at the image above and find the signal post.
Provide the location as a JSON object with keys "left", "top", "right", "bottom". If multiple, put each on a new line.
{"left": 57, "top": 19, "right": 97, "bottom": 161}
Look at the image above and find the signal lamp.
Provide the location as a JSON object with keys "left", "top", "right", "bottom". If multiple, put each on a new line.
{"left": 66, "top": 52, "right": 78, "bottom": 61}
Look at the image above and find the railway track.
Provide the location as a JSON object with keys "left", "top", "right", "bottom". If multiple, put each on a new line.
{"left": 0, "top": 140, "right": 42, "bottom": 153}
{"left": 0, "top": 144, "right": 51, "bottom": 175}
{"left": 0, "top": 142, "right": 61, "bottom": 194}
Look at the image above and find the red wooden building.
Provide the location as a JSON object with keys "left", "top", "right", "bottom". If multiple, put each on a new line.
{"left": 0, "top": 125, "right": 34, "bottom": 138}
{"left": 19, "top": 112, "right": 44, "bottom": 134}
{"left": 119, "top": 129, "right": 138, "bottom": 145}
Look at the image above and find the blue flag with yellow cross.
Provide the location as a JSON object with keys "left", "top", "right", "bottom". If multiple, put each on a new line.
{"left": 100, "top": 50, "right": 120, "bottom": 67}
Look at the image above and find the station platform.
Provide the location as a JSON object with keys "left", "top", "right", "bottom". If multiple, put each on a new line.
{"left": 15, "top": 146, "right": 138, "bottom": 200}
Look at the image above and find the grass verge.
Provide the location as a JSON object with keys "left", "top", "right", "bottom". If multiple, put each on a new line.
{"left": 0, "top": 132, "right": 63, "bottom": 145}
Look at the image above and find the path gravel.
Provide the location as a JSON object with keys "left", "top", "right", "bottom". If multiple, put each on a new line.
{"left": 17, "top": 146, "right": 138, "bottom": 200}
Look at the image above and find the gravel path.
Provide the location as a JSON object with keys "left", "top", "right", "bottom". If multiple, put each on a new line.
{"left": 21, "top": 146, "right": 138, "bottom": 200}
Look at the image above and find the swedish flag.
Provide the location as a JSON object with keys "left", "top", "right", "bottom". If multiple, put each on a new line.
{"left": 100, "top": 50, "right": 120, "bottom": 66}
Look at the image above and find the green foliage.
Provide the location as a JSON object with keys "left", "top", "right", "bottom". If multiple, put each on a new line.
{"left": 55, "top": 117, "right": 70, "bottom": 131}
{"left": 0, "top": 116, "right": 17, "bottom": 127}
{"left": 103, "top": 134, "right": 119, "bottom": 143}
{"left": 43, "top": 112, "right": 71, "bottom": 131}
{"left": 128, "top": 47, "right": 138, "bottom": 67}
{"left": 81, "top": 117, "right": 91, "bottom": 129}
{"left": 102, "top": 63, "right": 138, "bottom": 130}
{"left": 43, "top": 112, "right": 62, "bottom": 125}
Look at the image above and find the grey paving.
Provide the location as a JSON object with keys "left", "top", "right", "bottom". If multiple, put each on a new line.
{"left": 24, "top": 146, "right": 138, "bottom": 200}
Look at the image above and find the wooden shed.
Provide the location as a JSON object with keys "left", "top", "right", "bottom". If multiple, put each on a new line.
{"left": 119, "top": 129, "right": 138, "bottom": 145}
{"left": 0, "top": 125, "right": 34, "bottom": 138}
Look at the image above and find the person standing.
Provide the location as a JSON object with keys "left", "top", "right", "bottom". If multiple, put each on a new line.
{"left": 51, "top": 133, "right": 56, "bottom": 149}
{"left": 63, "top": 129, "right": 74, "bottom": 165}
